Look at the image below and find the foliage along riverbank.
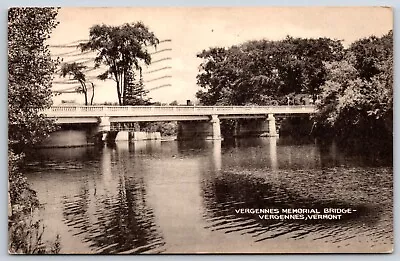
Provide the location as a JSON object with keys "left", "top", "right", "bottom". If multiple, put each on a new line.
{"left": 195, "top": 31, "right": 393, "bottom": 154}
{"left": 8, "top": 7, "right": 61, "bottom": 253}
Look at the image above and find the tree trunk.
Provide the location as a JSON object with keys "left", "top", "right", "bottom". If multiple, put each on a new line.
{"left": 90, "top": 82, "right": 95, "bottom": 105}
{"left": 122, "top": 71, "right": 127, "bottom": 105}
{"left": 116, "top": 80, "right": 122, "bottom": 105}
{"left": 80, "top": 81, "right": 88, "bottom": 106}
{"left": 83, "top": 83, "right": 88, "bottom": 106}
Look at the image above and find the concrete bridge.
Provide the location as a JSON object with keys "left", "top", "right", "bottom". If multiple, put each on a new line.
{"left": 42, "top": 105, "right": 316, "bottom": 146}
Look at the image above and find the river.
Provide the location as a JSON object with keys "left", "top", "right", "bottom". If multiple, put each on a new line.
{"left": 24, "top": 137, "right": 393, "bottom": 254}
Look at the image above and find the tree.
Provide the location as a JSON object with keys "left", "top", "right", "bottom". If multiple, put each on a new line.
{"left": 60, "top": 62, "right": 95, "bottom": 105}
{"left": 79, "top": 22, "right": 159, "bottom": 105}
{"left": 315, "top": 31, "right": 393, "bottom": 139}
{"left": 8, "top": 7, "right": 59, "bottom": 151}
{"left": 196, "top": 37, "right": 344, "bottom": 105}
{"left": 8, "top": 7, "right": 61, "bottom": 253}
{"left": 349, "top": 30, "right": 393, "bottom": 80}
{"left": 123, "top": 69, "right": 150, "bottom": 105}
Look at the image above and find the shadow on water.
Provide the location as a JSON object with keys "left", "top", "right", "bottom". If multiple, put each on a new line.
{"left": 199, "top": 137, "right": 393, "bottom": 248}
{"left": 65, "top": 146, "right": 165, "bottom": 254}
{"left": 23, "top": 146, "right": 102, "bottom": 173}
{"left": 61, "top": 175, "right": 165, "bottom": 254}
{"left": 316, "top": 136, "right": 393, "bottom": 167}
{"left": 26, "top": 146, "right": 166, "bottom": 254}
{"left": 203, "top": 168, "right": 390, "bottom": 245}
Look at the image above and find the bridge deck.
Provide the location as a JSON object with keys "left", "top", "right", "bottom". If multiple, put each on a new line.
{"left": 44, "top": 105, "right": 316, "bottom": 118}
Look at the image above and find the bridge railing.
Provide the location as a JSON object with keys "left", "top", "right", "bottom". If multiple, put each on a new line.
{"left": 44, "top": 105, "right": 316, "bottom": 116}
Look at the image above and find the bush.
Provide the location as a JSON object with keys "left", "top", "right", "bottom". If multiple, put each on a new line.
{"left": 9, "top": 211, "right": 61, "bottom": 254}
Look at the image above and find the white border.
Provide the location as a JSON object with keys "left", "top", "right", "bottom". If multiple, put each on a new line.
{"left": 1, "top": 1, "right": 398, "bottom": 260}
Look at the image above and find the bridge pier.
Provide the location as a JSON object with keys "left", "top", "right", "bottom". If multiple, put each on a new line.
{"left": 98, "top": 116, "right": 111, "bottom": 132}
{"left": 267, "top": 113, "right": 278, "bottom": 137}
{"left": 210, "top": 115, "right": 221, "bottom": 140}
{"left": 97, "top": 116, "right": 117, "bottom": 144}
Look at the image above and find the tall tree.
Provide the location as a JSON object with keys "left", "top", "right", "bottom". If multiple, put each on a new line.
{"left": 8, "top": 7, "right": 61, "bottom": 253}
{"left": 60, "top": 62, "right": 95, "bottom": 105}
{"left": 124, "top": 68, "right": 150, "bottom": 105}
{"left": 79, "top": 22, "right": 159, "bottom": 105}
{"left": 8, "top": 7, "right": 59, "bottom": 152}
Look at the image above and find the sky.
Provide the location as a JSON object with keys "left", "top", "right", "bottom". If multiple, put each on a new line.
{"left": 48, "top": 7, "right": 393, "bottom": 105}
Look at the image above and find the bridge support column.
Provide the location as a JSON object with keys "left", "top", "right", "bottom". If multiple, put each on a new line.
{"left": 97, "top": 116, "right": 114, "bottom": 143}
{"left": 267, "top": 113, "right": 278, "bottom": 137}
{"left": 210, "top": 115, "right": 221, "bottom": 140}
{"left": 98, "top": 116, "right": 111, "bottom": 132}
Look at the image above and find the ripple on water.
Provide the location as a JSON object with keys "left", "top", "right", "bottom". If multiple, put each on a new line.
{"left": 60, "top": 178, "right": 166, "bottom": 254}
{"left": 200, "top": 167, "right": 393, "bottom": 250}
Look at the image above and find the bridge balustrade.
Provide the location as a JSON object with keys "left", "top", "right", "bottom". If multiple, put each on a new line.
{"left": 44, "top": 105, "right": 316, "bottom": 117}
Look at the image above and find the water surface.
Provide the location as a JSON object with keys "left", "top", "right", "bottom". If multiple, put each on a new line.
{"left": 25, "top": 137, "right": 393, "bottom": 253}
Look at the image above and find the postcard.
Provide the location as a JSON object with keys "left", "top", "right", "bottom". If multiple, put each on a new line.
{"left": 8, "top": 7, "right": 393, "bottom": 254}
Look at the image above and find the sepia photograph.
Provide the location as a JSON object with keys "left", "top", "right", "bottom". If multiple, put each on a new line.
{"left": 7, "top": 6, "right": 393, "bottom": 254}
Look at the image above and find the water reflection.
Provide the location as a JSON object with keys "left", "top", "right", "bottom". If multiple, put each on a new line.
{"left": 61, "top": 173, "right": 165, "bottom": 253}
{"left": 130, "top": 140, "right": 162, "bottom": 154}
{"left": 26, "top": 146, "right": 165, "bottom": 254}
{"left": 25, "top": 137, "right": 392, "bottom": 253}
{"left": 115, "top": 141, "right": 130, "bottom": 151}
{"left": 199, "top": 138, "right": 392, "bottom": 252}
{"left": 269, "top": 138, "right": 278, "bottom": 170}
{"left": 212, "top": 140, "right": 222, "bottom": 172}
{"left": 101, "top": 147, "right": 113, "bottom": 185}
{"left": 200, "top": 170, "right": 387, "bottom": 244}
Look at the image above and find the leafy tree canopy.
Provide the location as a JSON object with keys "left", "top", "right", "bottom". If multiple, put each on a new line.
{"left": 60, "top": 62, "right": 95, "bottom": 105}
{"left": 196, "top": 36, "right": 344, "bottom": 105}
{"left": 79, "top": 22, "right": 159, "bottom": 105}
{"left": 315, "top": 30, "right": 393, "bottom": 137}
{"left": 8, "top": 7, "right": 59, "bottom": 151}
